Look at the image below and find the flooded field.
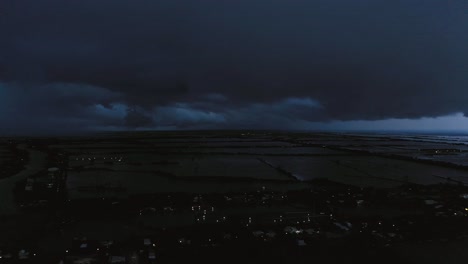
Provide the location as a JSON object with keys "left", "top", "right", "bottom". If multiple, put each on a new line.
{"left": 66, "top": 169, "right": 304, "bottom": 199}
{"left": 266, "top": 155, "right": 468, "bottom": 187}
{"left": 47, "top": 132, "right": 468, "bottom": 198}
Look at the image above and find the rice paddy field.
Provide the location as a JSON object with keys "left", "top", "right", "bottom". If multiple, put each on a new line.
{"left": 265, "top": 155, "right": 468, "bottom": 187}
{"left": 46, "top": 131, "right": 468, "bottom": 199}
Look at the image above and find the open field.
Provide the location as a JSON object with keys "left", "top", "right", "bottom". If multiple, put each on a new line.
{"left": 292, "top": 133, "right": 468, "bottom": 169}
{"left": 66, "top": 169, "right": 304, "bottom": 199}
{"left": 40, "top": 131, "right": 468, "bottom": 199}
{"left": 266, "top": 155, "right": 468, "bottom": 187}
{"left": 6, "top": 132, "right": 468, "bottom": 264}
{"left": 69, "top": 154, "right": 288, "bottom": 180}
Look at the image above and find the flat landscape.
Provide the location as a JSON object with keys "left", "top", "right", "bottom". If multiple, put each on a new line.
{"left": 40, "top": 132, "right": 468, "bottom": 199}
{"left": 5, "top": 132, "right": 468, "bottom": 263}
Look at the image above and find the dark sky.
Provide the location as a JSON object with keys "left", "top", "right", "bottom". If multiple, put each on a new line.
{"left": 1, "top": 0, "right": 468, "bottom": 134}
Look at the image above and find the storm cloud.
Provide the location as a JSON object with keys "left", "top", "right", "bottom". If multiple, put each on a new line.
{"left": 1, "top": 0, "right": 468, "bottom": 133}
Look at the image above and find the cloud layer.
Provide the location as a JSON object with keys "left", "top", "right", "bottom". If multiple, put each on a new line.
{"left": 1, "top": 0, "right": 468, "bottom": 133}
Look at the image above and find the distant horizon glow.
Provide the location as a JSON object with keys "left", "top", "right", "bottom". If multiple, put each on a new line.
{"left": 74, "top": 112, "right": 468, "bottom": 135}
{"left": 308, "top": 112, "right": 468, "bottom": 132}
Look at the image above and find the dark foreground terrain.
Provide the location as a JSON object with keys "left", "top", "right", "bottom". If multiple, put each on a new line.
{"left": 2, "top": 131, "right": 468, "bottom": 263}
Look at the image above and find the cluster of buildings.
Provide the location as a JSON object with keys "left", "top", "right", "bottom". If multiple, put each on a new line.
{"left": 15, "top": 167, "right": 66, "bottom": 210}
{"left": 9, "top": 147, "right": 468, "bottom": 263}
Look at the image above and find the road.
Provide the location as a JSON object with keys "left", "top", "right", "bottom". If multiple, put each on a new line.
{"left": 0, "top": 144, "right": 47, "bottom": 215}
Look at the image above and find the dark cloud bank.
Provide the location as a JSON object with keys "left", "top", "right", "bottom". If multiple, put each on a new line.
{"left": 1, "top": 0, "right": 467, "bottom": 134}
